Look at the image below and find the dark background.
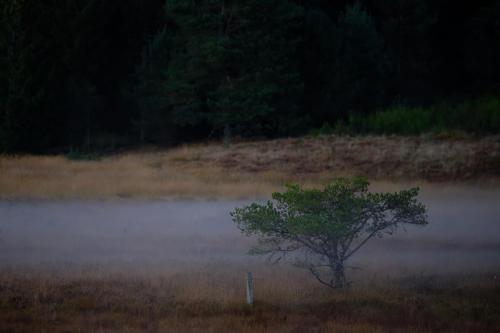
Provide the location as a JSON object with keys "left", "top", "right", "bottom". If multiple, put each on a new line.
{"left": 1, "top": 0, "right": 499, "bottom": 153}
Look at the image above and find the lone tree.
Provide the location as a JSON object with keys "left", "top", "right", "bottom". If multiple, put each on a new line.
{"left": 231, "top": 177, "right": 427, "bottom": 289}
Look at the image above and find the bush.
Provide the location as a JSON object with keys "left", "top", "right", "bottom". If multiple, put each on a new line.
{"left": 66, "top": 149, "right": 101, "bottom": 161}
{"left": 350, "top": 105, "right": 433, "bottom": 135}
{"left": 308, "top": 122, "right": 335, "bottom": 137}
{"left": 345, "top": 95, "right": 500, "bottom": 136}
{"left": 437, "top": 96, "right": 500, "bottom": 133}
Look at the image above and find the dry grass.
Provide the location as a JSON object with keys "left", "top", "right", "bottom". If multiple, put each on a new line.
{"left": 1, "top": 135, "right": 499, "bottom": 199}
{"left": 1, "top": 266, "right": 499, "bottom": 333}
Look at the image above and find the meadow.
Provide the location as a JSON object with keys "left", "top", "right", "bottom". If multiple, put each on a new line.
{"left": 1, "top": 267, "right": 499, "bottom": 333}
{"left": 1, "top": 134, "right": 500, "bottom": 332}
{"left": 1, "top": 193, "right": 499, "bottom": 332}
{"left": 0, "top": 135, "right": 499, "bottom": 200}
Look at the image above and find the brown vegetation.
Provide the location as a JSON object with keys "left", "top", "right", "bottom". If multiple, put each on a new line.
{"left": 1, "top": 266, "right": 499, "bottom": 333}
{"left": 1, "top": 135, "right": 499, "bottom": 199}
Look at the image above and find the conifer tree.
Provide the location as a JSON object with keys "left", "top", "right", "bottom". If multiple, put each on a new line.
{"left": 330, "top": 2, "right": 389, "bottom": 117}
{"left": 161, "top": 0, "right": 306, "bottom": 138}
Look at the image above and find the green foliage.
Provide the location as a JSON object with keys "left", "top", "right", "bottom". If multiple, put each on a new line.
{"left": 308, "top": 122, "right": 334, "bottom": 137}
{"left": 1, "top": 0, "right": 500, "bottom": 153}
{"left": 231, "top": 177, "right": 428, "bottom": 289}
{"left": 347, "top": 95, "right": 500, "bottom": 135}
{"left": 434, "top": 96, "right": 500, "bottom": 133}
{"left": 330, "top": 3, "right": 390, "bottom": 117}
{"left": 2, "top": 0, "right": 166, "bottom": 152}
{"left": 304, "top": 2, "right": 391, "bottom": 124}
{"left": 160, "top": 0, "right": 306, "bottom": 137}
{"left": 133, "top": 28, "right": 175, "bottom": 143}
{"left": 65, "top": 149, "right": 101, "bottom": 161}
{"left": 377, "top": 0, "right": 436, "bottom": 100}
{"left": 350, "top": 105, "right": 434, "bottom": 135}
{"left": 303, "top": 8, "right": 337, "bottom": 124}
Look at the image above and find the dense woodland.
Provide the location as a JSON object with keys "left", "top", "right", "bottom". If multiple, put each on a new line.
{"left": 1, "top": 0, "right": 500, "bottom": 153}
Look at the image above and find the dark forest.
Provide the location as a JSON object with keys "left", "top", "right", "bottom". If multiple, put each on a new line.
{"left": 1, "top": 0, "right": 500, "bottom": 153}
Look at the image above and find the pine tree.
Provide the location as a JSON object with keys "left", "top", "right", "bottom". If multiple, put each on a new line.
{"left": 377, "top": 0, "right": 436, "bottom": 102}
{"left": 330, "top": 2, "right": 389, "bottom": 117}
{"left": 161, "top": 0, "right": 306, "bottom": 138}
{"left": 133, "top": 29, "right": 173, "bottom": 143}
{"left": 303, "top": 8, "right": 337, "bottom": 124}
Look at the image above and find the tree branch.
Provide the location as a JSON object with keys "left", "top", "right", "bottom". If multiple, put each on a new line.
{"left": 344, "top": 229, "right": 378, "bottom": 259}
{"left": 307, "top": 266, "right": 337, "bottom": 289}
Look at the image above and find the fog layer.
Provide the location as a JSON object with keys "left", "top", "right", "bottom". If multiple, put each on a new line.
{"left": 1, "top": 185, "right": 499, "bottom": 275}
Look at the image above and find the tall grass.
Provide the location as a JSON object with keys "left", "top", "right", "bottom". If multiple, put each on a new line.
{"left": 1, "top": 269, "right": 499, "bottom": 332}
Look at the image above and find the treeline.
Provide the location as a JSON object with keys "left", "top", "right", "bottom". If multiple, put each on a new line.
{"left": 1, "top": 0, "right": 500, "bottom": 152}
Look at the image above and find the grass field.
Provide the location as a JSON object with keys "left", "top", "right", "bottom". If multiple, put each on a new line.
{"left": 1, "top": 135, "right": 499, "bottom": 200}
{"left": 1, "top": 266, "right": 499, "bottom": 333}
{"left": 2, "top": 135, "right": 500, "bottom": 332}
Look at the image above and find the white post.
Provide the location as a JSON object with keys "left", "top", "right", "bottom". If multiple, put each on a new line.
{"left": 246, "top": 271, "right": 254, "bottom": 305}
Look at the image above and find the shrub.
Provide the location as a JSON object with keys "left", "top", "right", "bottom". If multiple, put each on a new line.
{"left": 346, "top": 95, "right": 500, "bottom": 136}
{"left": 308, "top": 122, "right": 335, "bottom": 137}
{"left": 367, "top": 105, "right": 433, "bottom": 135}
{"left": 66, "top": 149, "right": 101, "bottom": 161}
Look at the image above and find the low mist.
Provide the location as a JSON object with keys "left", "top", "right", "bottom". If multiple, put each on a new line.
{"left": 1, "top": 184, "right": 499, "bottom": 276}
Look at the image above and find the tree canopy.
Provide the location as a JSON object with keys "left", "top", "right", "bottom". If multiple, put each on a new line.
{"left": 231, "top": 178, "right": 428, "bottom": 289}
{"left": 157, "top": 0, "right": 306, "bottom": 138}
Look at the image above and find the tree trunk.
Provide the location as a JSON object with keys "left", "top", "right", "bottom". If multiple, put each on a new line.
{"left": 332, "top": 262, "right": 346, "bottom": 290}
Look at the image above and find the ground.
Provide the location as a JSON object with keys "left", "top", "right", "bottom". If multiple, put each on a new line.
{"left": 0, "top": 134, "right": 499, "bottom": 200}
{"left": 1, "top": 269, "right": 499, "bottom": 333}
{"left": 1, "top": 135, "right": 500, "bottom": 332}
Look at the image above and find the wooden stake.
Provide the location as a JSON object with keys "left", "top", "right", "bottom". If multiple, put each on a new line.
{"left": 246, "top": 272, "right": 254, "bottom": 305}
